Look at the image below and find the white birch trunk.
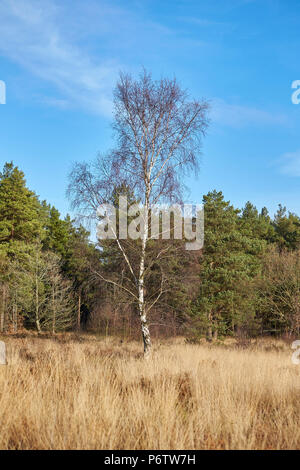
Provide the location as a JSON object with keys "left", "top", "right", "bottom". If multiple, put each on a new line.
{"left": 52, "top": 286, "right": 56, "bottom": 334}
{"left": 77, "top": 291, "right": 81, "bottom": 331}
{"left": 0, "top": 285, "right": 6, "bottom": 333}
{"left": 35, "top": 270, "right": 41, "bottom": 333}
{"left": 138, "top": 192, "right": 151, "bottom": 358}
{"left": 0, "top": 341, "right": 6, "bottom": 365}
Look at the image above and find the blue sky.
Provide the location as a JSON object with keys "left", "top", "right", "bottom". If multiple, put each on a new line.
{"left": 1, "top": 0, "right": 300, "bottom": 223}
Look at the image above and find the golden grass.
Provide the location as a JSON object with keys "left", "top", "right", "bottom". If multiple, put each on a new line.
{"left": 0, "top": 334, "right": 299, "bottom": 450}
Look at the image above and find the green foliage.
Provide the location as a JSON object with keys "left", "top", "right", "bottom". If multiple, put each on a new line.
{"left": 0, "top": 162, "right": 93, "bottom": 333}
{"left": 0, "top": 162, "right": 44, "bottom": 243}
{"left": 192, "top": 191, "right": 265, "bottom": 340}
{"left": 273, "top": 204, "right": 300, "bottom": 251}
{"left": 43, "top": 206, "right": 72, "bottom": 258}
{"left": 0, "top": 161, "right": 299, "bottom": 339}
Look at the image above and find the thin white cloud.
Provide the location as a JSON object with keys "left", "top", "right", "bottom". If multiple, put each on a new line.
{"left": 210, "top": 98, "right": 289, "bottom": 128}
{"left": 179, "top": 16, "right": 230, "bottom": 28}
{"left": 0, "top": 0, "right": 197, "bottom": 115}
{"left": 279, "top": 150, "right": 300, "bottom": 177}
{"left": 0, "top": 0, "right": 120, "bottom": 115}
{"left": 0, "top": 0, "right": 288, "bottom": 128}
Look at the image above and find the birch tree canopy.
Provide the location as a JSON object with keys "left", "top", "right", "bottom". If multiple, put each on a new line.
{"left": 68, "top": 69, "right": 210, "bottom": 357}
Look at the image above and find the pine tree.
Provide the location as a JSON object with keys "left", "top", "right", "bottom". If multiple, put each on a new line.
{"left": 0, "top": 162, "right": 43, "bottom": 243}
{"left": 273, "top": 204, "right": 300, "bottom": 251}
{"left": 240, "top": 201, "right": 275, "bottom": 243}
{"left": 192, "top": 191, "right": 264, "bottom": 340}
{"left": 43, "top": 207, "right": 73, "bottom": 258}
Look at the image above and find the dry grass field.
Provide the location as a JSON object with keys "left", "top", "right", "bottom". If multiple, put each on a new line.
{"left": 0, "top": 334, "right": 299, "bottom": 450}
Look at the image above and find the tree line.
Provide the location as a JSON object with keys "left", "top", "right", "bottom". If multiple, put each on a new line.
{"left": 0, "top": 161, "right": 98, "bottom": 334}
{"left": 0, "top": 161, "right": 299, "bottom": 341}
{"left": 0, "top": 70, "right": 299, "bottom": 355}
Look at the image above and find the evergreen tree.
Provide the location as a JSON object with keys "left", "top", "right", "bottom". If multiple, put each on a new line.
{"left": 0, "top": 162, "right": 43, "bottom": 243}
{"left": 239, "top": 201, "right": 275, "bottom": 243}
{"left": 43, "top": 207, "right": 73, "bottom": 258}
{"left": 192, "top": 191, "right": 264, "bottom": 340}
{"left": 273, "top": 204, "right": 300, "bottom": 251}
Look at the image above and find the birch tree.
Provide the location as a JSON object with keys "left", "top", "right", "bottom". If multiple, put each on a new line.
{"left": 68, "top": 69, "right": 209, "bottom": 357}
{"left": 44, "top": 256, "right": 75, "bottom": 334}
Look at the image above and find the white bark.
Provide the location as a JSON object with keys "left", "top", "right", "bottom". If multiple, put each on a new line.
{"left": 0, "top": 341, "right": 6, "bottom": 365}
{"left": 35, "top": 269, "right": 41, "bottom": 333}
{"left": 138, "top": 192, "right": 151, "bottom": 358}
{"left": 0, "top": 285, "right": 6, "bottom": 333}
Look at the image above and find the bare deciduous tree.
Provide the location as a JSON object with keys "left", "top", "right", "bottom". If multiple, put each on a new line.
{"left": 68, "top": 69, "right": 209, "bottom": 357}
{"left": 260, "top": 247, "right": 300, "bottom": 336}
{"left": 8, "top": 245, "right": 75, "bottom": 333}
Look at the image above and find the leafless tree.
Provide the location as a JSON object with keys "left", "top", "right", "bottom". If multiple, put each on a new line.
{"left": 261, "top": 247, "right": 300, "bottom": 336}
{"left": 68, "top": 69, "right": 209, "bottom": 357}
{"left": 8, "top": 245, "right": 75, "bottom": 333}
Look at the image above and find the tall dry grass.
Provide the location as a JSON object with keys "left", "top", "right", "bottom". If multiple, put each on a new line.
{"left": 0, "top": 334, "right": 299, "bottom": 450}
